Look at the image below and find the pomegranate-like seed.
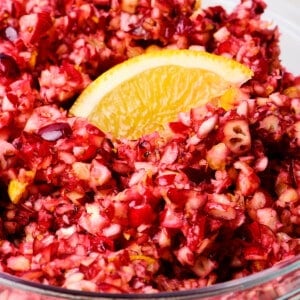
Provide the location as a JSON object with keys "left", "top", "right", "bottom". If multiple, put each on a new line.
{"left": 37, "top": 122, "right": 72, "bottom": 141}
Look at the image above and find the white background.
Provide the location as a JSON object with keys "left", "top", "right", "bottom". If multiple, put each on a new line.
{"left": 201, "top": 0, "right": 300, "bottom": 75}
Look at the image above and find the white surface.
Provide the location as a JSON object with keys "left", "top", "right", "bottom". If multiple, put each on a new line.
{"left": 201, "top": 0, "right": 300, "bottom": 75}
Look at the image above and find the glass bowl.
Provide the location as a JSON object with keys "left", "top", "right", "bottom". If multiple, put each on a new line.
{"left": 0, "top": 254, "right": 299, "bottom": 299}
{"left": 1, "top": 1, "right": 299, "bottom": 300}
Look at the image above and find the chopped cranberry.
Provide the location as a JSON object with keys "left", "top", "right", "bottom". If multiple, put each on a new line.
{"left": 128, "top": 202, "right": 155, "bottom": 227}
{"left": 0, "top": 53, "right": 20, "bottom": 79}
{"left": 19, "top": 12, "right": 53, "bottom": 44}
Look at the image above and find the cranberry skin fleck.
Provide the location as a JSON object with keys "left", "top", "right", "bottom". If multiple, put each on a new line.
{"left": 38, "top": 122, "right": 72, "bottom": 141}
{"left": 0, "top": 53, "right": 20, "bottom": 79}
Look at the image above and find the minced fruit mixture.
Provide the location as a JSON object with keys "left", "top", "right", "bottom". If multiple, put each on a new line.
{"left": 0, "top": 0, "right": 299, "bottom": 294}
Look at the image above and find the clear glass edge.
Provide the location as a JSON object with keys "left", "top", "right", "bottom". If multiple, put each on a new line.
{"left": 0, "top": 254, "right": 299, "bottom": 299}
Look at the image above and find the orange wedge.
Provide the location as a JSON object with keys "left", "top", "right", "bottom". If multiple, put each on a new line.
{"left": 69, "top": 49, "right": 252, "bottom": 140}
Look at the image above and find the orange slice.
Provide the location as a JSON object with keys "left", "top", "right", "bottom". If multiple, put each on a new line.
{"left": 69, "top": 49, "right": 252, "bottom": 140}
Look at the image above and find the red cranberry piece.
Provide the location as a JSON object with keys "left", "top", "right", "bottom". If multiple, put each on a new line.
{"left": 38, "top": 122, "right": 72, "bottom": 141}
{"left": 250, "top": 56, "right": 269, "bottom": 81}
{"left": 176, "top": 16, "right": 193, "bottom": 35}
{"left": 19, "top": 12, "right": 53, "bottom": 44}
{"left": 168, "top": 121, "right": 189, "bottom": 134}
{"left": 0, "top": 53, "right": 20, "bottom": 79}
{"left": 128, "top": 202, "right": 155, "bottom": 227}
{"left": 93, "top": 0, "right": 110, "bottom": 6}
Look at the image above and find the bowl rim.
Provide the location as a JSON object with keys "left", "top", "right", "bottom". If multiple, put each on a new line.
{"left": 0, "top": 254, "right": 299, "bottom": 299}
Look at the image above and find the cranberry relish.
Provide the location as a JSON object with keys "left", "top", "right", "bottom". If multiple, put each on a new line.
{"left": 0, "top": 0, "right": 299, "bottom": 294}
